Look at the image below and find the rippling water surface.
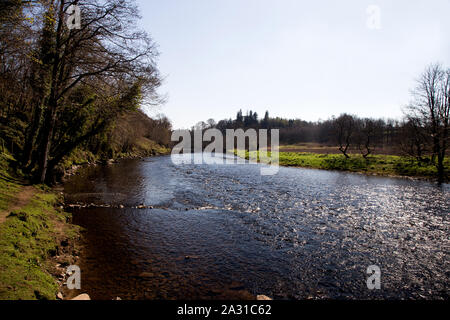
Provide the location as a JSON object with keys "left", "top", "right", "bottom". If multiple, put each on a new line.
{"left": 64, "top": 154, "right": 449, "bottom": 300}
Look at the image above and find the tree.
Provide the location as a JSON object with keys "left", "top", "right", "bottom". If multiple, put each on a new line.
{"left": 252, "top": 111, "right": 258, "bottom": 125}
{"left": 355, "top": 118, "right": 379, "bottom": 158}
{"left": 406, "top": 64, "right": 449, "bottom": 183}
{"left": 0, "top": 0, "right": 35, "bottom": 153}
{"left": 262, "top": 111, "right": 269, "bottom": 129}
{"left": 206, "top": 118, "right": 216, "bottom": 128}
{"left": 398, "top": 117, "right": 429, "bottom": 161}
{"left": 194, "top": 121, "right": 208, "bottom": 131}
{"left": 15, "top": 0, "right": 161, "bottom": 183}
{"left": 334, "top": 114, "right": 355, "bottom": 158}
{"left": 236, "top": 109, "right": 243, "bottom": 125}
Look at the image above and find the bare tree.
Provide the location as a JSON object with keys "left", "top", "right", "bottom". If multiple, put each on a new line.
{"left": 194, "top": 121, "right": 208, "bottom": 131}
{"left": 398, "top": 117, "right": 429, "bottom": 161}
{"left": 334, "top": 114, "right": 355, "bottom": 158}
{"left": 406, "top": 64, "right": 449, "bottom": 182}
{"left": 206, "top": 118, "right": 216, "bottom": 128}
{"left": 354, "top": 118, "right": 379, "bottom": 158}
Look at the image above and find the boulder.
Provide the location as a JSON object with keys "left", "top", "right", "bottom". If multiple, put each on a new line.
{"left": 71, "top": 293, "right": 91, "bottom": 300}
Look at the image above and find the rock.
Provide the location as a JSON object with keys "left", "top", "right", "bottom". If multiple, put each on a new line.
{"left": 71, "top": 294, "right": 91, "bottom": 300}
{"left": 56, "top": 292, "right": 64, "bottom": 300}
{"left": 257, "top": 295, "right": 272, "bottom": 301}
{"left": 115, "top": 297, "right": 122, "bottom": 300}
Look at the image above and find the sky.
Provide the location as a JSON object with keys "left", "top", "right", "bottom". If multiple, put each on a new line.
{"left": 136, "top": 0, "right": 450, "bottom": 129}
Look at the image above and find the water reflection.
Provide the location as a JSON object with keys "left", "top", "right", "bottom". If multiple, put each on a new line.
{"left": 64, "top": 154, "right": 449, "bottom": 300}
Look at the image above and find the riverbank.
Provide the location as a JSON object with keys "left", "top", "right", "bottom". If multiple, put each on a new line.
{"left": 59, "top": 139, "right": 171, "bottom": 180}
{"left": 237, "top": 150, "right": 449, "bottom": 181}
{"left": 0, "top": 153, "right": 82, "bottom": 300}
{"left": 0, "top": 142, "right": 171, "bottom": 300}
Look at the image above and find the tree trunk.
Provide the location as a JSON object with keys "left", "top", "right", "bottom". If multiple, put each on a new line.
{"left": 37, "top": 101, "right": 57, "bottom": 184}
{"left": 339, "top": 147, "right": 350, "bottom": 159}
{"left": 437, "top": 153, "right": 445, "bottom": 183}
{"left": 22, "top": 101, "right": 45, "bottom": 167}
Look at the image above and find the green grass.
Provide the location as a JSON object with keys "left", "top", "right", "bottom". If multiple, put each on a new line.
{"left": 237, "top": 150, "right": 449, "bottom": 179}
{"left": 122, "top": 137, "right": 171, "bottom": 158}
{"left": 60, "top": 139, "right": 171, "bottom": 172}
{"left": 0, "top": 153, "right": 80, "bottom": 300}
{"left": 0, "top": 193, "right": 59, "bottom": 300}
{"left": 61, "top": 148, "right": 98, "bottom": 168}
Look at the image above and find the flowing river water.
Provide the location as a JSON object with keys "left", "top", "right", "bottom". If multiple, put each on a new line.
{"left": 63, "top": 154, "right": 449, "bottom": 300}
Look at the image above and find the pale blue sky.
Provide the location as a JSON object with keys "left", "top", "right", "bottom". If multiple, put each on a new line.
{"left": 136, "top": 0, "right": 450, "bottom": 129}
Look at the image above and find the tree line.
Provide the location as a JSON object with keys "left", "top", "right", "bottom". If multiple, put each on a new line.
{"left": 0, "top": 0, "right": 170, "bottom": 184}
{"left": 194, "top": 64, "right": 449, "bottom": 182}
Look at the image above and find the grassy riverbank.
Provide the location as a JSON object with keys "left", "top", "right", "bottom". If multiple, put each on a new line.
{"left": 61, "top": 138, "right": 171, "bottom": 170}
{"left": 0, "top": 140, "right": 170, "bottom": 300}
{"left": 238, "top": 150, "right": 450, "bottom": 180}
{"left": 56, "top": 138, "right": 171, "bottom": 181}
{"left": 0, "top": 153, "right": 81, "bottom": 300}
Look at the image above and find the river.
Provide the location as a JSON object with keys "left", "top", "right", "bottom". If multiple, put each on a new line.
{"left": 63, "top": 154, "right": 449, "bottom": 300}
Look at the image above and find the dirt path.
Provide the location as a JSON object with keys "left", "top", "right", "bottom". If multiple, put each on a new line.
{"left": 0, "top": 186, "right": 36, "bottom": 224}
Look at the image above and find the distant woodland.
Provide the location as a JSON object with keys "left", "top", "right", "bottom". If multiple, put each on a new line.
{"left": 194, "top": 64, "right": 449, "bottom": 182}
